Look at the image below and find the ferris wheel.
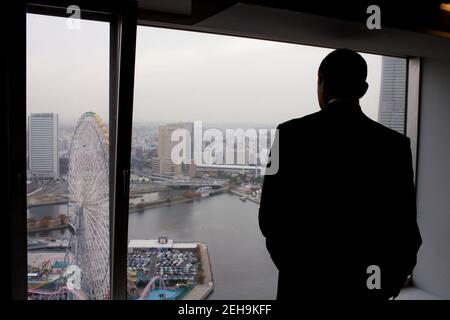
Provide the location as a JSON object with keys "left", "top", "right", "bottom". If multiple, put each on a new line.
{"left": 66, "top": 111, "right": 110, "bottom": 300}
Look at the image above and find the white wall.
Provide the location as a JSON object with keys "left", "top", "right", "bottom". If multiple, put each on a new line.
{"left": 413, "top": 58, "right": 450, "bottom": 299}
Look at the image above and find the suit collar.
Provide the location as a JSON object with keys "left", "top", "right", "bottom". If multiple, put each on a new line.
{"left": 323, "top": 98, "right": 362, "bottom": 114}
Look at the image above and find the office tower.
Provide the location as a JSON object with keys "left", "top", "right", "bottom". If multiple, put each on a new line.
{"left": 378, "top": 56, "right": 407, "bottom": 134}
{"left": 28, "top": 113, "right": 59, "bottom": 179}
{"left": 154, "top": 122, "right": 195, "bottom": 176}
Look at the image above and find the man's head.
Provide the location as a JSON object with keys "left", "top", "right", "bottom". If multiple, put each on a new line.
{"left": 317, "top": 48, "right": 368, "bottom": 109}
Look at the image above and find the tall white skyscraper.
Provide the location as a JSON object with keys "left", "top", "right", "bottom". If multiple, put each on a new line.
{"left": 378, "top": 57, "right": 407, "bottom": 134}
{"left": 28, "top": 113, "right": 59, "bottom": 179}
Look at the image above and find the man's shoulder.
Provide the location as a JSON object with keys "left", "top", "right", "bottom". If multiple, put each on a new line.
{"left": 365, "top": 117, "right": 411, "bottom": 146}
{"left": 277, "top": 110, "right": 411, "bottom": 147}
{"left": 277, "top": 110, "right": 322, "bottom": 131}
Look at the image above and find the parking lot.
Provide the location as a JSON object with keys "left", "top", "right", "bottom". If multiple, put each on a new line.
{"left": 128, "top": 248, "right": 199, "bottom": 283}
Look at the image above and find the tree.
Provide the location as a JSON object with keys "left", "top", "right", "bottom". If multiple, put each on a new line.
{"left": 40, "top": 216, "right": 52, "bottom": 228}
{"left": 58, "top": 214, "right": 68, "bottom": 225}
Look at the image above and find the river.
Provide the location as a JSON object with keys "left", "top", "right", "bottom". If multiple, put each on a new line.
{"left": 28, "top": 192, "right": 278, "bottom": 299}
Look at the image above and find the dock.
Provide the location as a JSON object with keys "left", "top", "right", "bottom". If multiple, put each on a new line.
{"left": 182, "top": 243, "right": 214, "bottom": 300}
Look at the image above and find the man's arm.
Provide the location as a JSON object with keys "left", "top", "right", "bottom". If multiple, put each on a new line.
{"left": 385, "top": 137, "right": 422, "bottom": 297}
{"left": 258, "top": 125, "right": 283, "bottom": 269}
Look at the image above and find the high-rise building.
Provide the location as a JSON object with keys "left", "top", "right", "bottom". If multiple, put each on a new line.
{"left": 378, "top": 57, "right": 407, "bottom": 134}
{"left": 154, "top": 122, "right": 195, "bottom": 176}
{"left": 28, "top": 113, "right": 59, "bottom": 179}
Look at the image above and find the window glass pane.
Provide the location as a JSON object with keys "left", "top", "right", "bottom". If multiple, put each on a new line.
{"left": 127, "top": 26, "right": 406, "bottom": 300}
{"left": 26, "top": 13, "right": 110, "bottom": 300}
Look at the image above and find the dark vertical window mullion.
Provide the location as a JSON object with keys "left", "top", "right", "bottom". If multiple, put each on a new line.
{"left": 109, "top": 14, "right": 119, "bottom": 300}
{"left": 110, "top": 1, "right": 137, "bottom": 300}
{"left": 6, "top": 1, "right": 27, "bottom": 300}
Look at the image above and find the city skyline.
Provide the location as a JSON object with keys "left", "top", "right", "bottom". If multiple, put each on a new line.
{"left": 27, "top": 14, "right": 382, "bottom": 125}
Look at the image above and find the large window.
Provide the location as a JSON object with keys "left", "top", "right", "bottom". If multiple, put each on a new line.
{"left": 26, "top": 13, "right": 111, "bottom": 300}
{"left": 22, "top": 14, "right": 407, "bottom": 300}
{"left": 126, "top": 26, "right": 407, "bottom": 300}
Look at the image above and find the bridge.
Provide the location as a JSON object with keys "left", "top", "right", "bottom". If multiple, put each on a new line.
{"left": 196, "top": 163, "right": 264, "bottom": 171}
{"left": 159, "top": 179, "right": 226, "bottom": 188}
{"left": 27, "top": 238, "right": 69, "bottom": 250}
{"left": 132, "top": 170, "right": 227, "bottom": 188}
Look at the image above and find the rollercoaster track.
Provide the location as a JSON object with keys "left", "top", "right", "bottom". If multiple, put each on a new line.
{"left": 138, "top": 276, "right": 167, "bottom": 300}
{"left": 28, "top": 286, "right": 87, "bottom": 300}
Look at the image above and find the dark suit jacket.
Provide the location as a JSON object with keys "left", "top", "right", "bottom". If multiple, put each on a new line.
{"left": 259, "top": 100, "right": 422, "bottom": 300}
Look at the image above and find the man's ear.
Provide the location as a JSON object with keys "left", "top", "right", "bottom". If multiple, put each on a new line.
{"left": 319, "top": 78, "right": 328, "bottom": 93}
{"left": 359, "top": 82, "right": 369, "bottom": 98}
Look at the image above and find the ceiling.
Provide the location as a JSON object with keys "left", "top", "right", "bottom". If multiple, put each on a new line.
{"left": 136, "top": 0, "right": 450, "bottom": 38}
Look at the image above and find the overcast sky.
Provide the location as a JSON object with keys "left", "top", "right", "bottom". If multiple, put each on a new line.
{"left": 27, "top": 14, "right": 381, "bottom": 126}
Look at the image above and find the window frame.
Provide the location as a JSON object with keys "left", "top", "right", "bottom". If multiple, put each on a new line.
{"left": 8, "top": 0, "right": 137, "bottom": 300}
{"left": 7, "top": 1, "right": 421, "bottom": 300}
{"left": 129, "top": 19, "right": 421, "bottom": 296}
{"left": 405, "top": 57, "right": 422, "bottom": 183}
{"left": 6, "top": 0, "right": 27, "bottom": 301}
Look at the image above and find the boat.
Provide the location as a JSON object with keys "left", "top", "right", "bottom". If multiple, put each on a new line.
{"left": 184, "top": 190, "right": 201, "bottom": 198}
{"left": 196, "top": 187, "right": 212, "bottom": 198}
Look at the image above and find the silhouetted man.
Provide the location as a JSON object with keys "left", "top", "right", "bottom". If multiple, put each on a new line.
{"left": 259, "top": 49, "right": 421, "bottom": 300}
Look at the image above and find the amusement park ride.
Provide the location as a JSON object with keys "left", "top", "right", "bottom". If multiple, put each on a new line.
{"left": 28, "top": 112, "right": 196, "bottom": 300}
{"left": 29, "top": 112, "right": 110, "bottom": 300}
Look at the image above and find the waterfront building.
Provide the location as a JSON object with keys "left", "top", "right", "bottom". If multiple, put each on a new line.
{"left": 28, "top": 113, "right": 59, "bottom": 179}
